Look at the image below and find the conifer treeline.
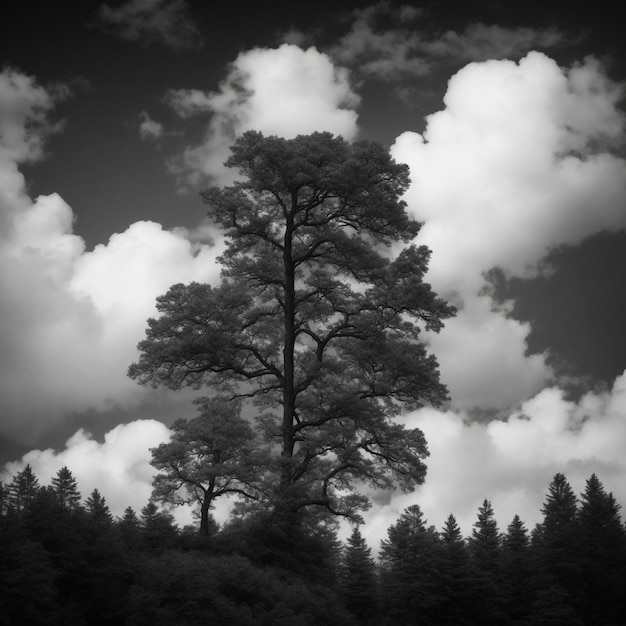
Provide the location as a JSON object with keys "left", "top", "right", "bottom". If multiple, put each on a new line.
{"left": 1, "top": 466, "right": 625, "bottom": 625}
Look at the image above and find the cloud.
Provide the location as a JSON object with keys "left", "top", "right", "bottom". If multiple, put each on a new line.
{"left": 0, "top": 68, "right": 67, "bottom": 165}
{"left": 138, "top": 110, "right": 164, "bottom": 141}
{"left": 0, "top": 68, "right": 225, "bottom": 444}
{"left": 356, "top": 368, "right": 626, "bottom": 551}
{"left": 167, "top": 44, "right": 360, "bottom": 186}
{"left": 1, "top": 420, "right": 171, "bottom": 518}
{"left": 328, "top": 2, "right": 564, "bottom": 81}
{"left": 96, "top": 0, "right": 205, "bottom": 51}
{"left": 427, "top": 296, "right": 550, "bottom": 410}
{"left": 390, "top": 52, "right": 626, "bottom": 410}
{"left": 329, "top": 3, "right": 431, "bottom": 80}
{"left": 425, "top": 23, "right": 564, "bottom": 64}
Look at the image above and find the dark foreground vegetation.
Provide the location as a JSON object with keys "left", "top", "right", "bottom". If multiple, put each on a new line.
{"left": 1, "top": 466, "right": 625, "bottom": 625}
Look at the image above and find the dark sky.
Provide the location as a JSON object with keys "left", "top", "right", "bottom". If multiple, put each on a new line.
{"left": 1, "top": 0, "right": 626, "bottom": 538}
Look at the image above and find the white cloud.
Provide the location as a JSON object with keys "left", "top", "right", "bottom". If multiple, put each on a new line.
{"left": 2, "top": 420, "right": 170, "bottom": 517}
{"left": 355, "top": 369, "right": 626, "bottom": 552}
{"left": 1, "top": 418, "right": 243, "bottom": 527}
{"left": 391, "top": 52, "right": 626, "bottom": 410}
{"left": 0, "top": 68, "right": 224, "bottom": 443}
{"left": 96, "top": 0, "right": 204, "bottom": 51}
{"left": 138, "top": 110, "right": 164, "bottom": 141}
{"left": 428, "top": 296, "right": 550, "bottom": 409}
{"left": 168, "top": 44, "right": 360, "bottom": 185}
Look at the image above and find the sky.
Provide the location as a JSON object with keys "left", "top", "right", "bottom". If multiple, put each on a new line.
{"left": 2, "top": 0, "right": 626, "bottom": 548}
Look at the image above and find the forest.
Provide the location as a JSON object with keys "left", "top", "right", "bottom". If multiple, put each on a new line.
{"left": 1, "top": 465, "right": 625, "bottom": 625}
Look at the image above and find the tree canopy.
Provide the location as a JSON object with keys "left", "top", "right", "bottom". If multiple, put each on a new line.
{"left": 150, "top": 397, "right": 265, "bottom": 535}
{"left": 129, "top": 131, "right": 455, "bottom": 529}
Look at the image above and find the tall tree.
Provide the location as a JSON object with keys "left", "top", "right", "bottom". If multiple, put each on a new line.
{"left": 577, "top": 473, "right": 626, "bottom": 625}
{"left": 439, "top": 514, "right": 474, "bottom": 626}
{"left": 7, "top": 464, "right": 40, "bottom": 516}
{"left": 534, "top": 473, "right": 581, "bottom": 610}
{"left": 467, "top": 499, "right": 505, "bottom": 624}
{"left": 340, "top": 526, "right": 379, "bottom": 624}
{"left": 129, "top": 131, "right": 455, "bottom": 532}
{"left": 501, "top": 515, "right": 535, "bottom": 624}
{"left": 150, "top": 397, "right": 264, "bottom": 536}
{"left": 51, "top": 466, "right": 82, "bottom": 511}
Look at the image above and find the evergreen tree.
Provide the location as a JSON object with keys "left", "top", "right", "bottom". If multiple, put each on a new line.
{"left": 140, "top": 501, "right": 178, "bottom": 550}
{"left": 379, "top": 504, "right": 444, "bottom": 625}
{"left": 341, "top": 526, "right": 379, "bottom": 624}
{"left": 469, "top": 499, "right": 500, "bottom": 569}
{"left": 501, "top": 515, "right": 535, "bottom": 624}
{"left": 0, "top": 480, "right": 6, "bottom": 516}
{"left": 51, "top": 466, "right": 82, "bottom": 510}
{"left": 439, "top": 514, "right": 475, "bottom": 626}
{"left": 84, "top": 488, "right": 113, "bottom": 528}
{"left": 7, "top": 463, "right": 40, "bottom": 516}
{"left": 117, "top": 506, "right": 142, "bottom": 550}
{"left": 467, "top": 499, "right": 505, "bottom": 624}
{"left": 534, "top": 473, "right": 581, "bottom": 611}
{"left": 577, "top": 473, "right": 626, "bottom": 625}
{"left": 119, "top": 506, "right": 140, "bottom": 530}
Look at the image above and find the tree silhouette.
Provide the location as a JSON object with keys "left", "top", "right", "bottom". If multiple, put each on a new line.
{"left": 467, "top": 499, "right": 504, "bottom": 624}
{"left": 129, "top": 131, "right": 455, "bottom": 534}
{"left": 7, "top": 464, "right": 40, "bottom": 516}
{"left": 380, "top": 504, "right": 444, "bottom": 625}
{"left": 51, "top": 466, "right": 82, "bottom": 510}
{"left": 577, "top": 474, "right": 626, "bottom": 624}
{"left": 341, "top": 526, "right": 379, "bottom": 623}
{"left": 150, "top": 397, "right": 264, "bottom": 536}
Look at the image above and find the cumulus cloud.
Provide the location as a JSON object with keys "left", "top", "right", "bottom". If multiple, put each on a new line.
{"left": 96, "top": 0, "right": 205, "bottom": 51}
{"left": 356, "top": 368, "right": 626, "bottom": 551}
{"left": 391, "top": 52, "right": 626, "bottom": 410}
{"left": 328, "top": 2, "right": 564, "bottom": 81}
{"left": 167, "top": 44, "right": 360, "bottom": 186}
{"left": 2, "top": 420, "right": 171, "bottom": 517}
{"left": 0, "top": 69, "right": 224, "bottom": 443}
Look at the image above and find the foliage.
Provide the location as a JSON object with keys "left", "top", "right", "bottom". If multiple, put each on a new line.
{"left": 7, "top": 463, "right": 40, "bottom": 516}
{"left": 340, "top": 526, "right": 379, "bottom": 623}
{"left": 51, "top": 466, "right": 82, "bottom": 510}
{"left": 379, "top": 504, "right": 445, "bottom": 625}
{"left": 150, "top": 397, "right": 265, "bottom": 535}
{"left": 129, "top": 131, "right": 456, "bottom": 526}
{"left": 1, "top": 464, "right": 626, "bottom": 624}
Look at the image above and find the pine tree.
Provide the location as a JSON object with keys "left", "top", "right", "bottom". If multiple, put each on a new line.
{"left": 0, "top": 481, "right": 6, "bottom": 516}
{"left": 379, "top": 504, "right": 444, "bottom": 625}
{"left": 84, "top": 488, "right": 113, "bottom": 528}
{"left": 341, "top": 526, "right": 379, "bottom": 624}
{"left": 439, "top": 514, "right": 474, "bottom": 625}
{"left": 467, "top": 500, "right": 505, "bottom": 624}
{"left": 577, "top": 474, "right": 626, "bottom": 625}
{"left": 501, "top": 515, "right": 535, "bottom": 624}
{"left": 140, "top": 501, "right": 178, "bottom": 550}
{"left": 51, "top": 466, "right": 82, "bottom": 510}
{"left": 534, "top": 473, "right": 581, "bottom": 612}
{"left": 7, "top": 464, "right": 40, "bottom": 516}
